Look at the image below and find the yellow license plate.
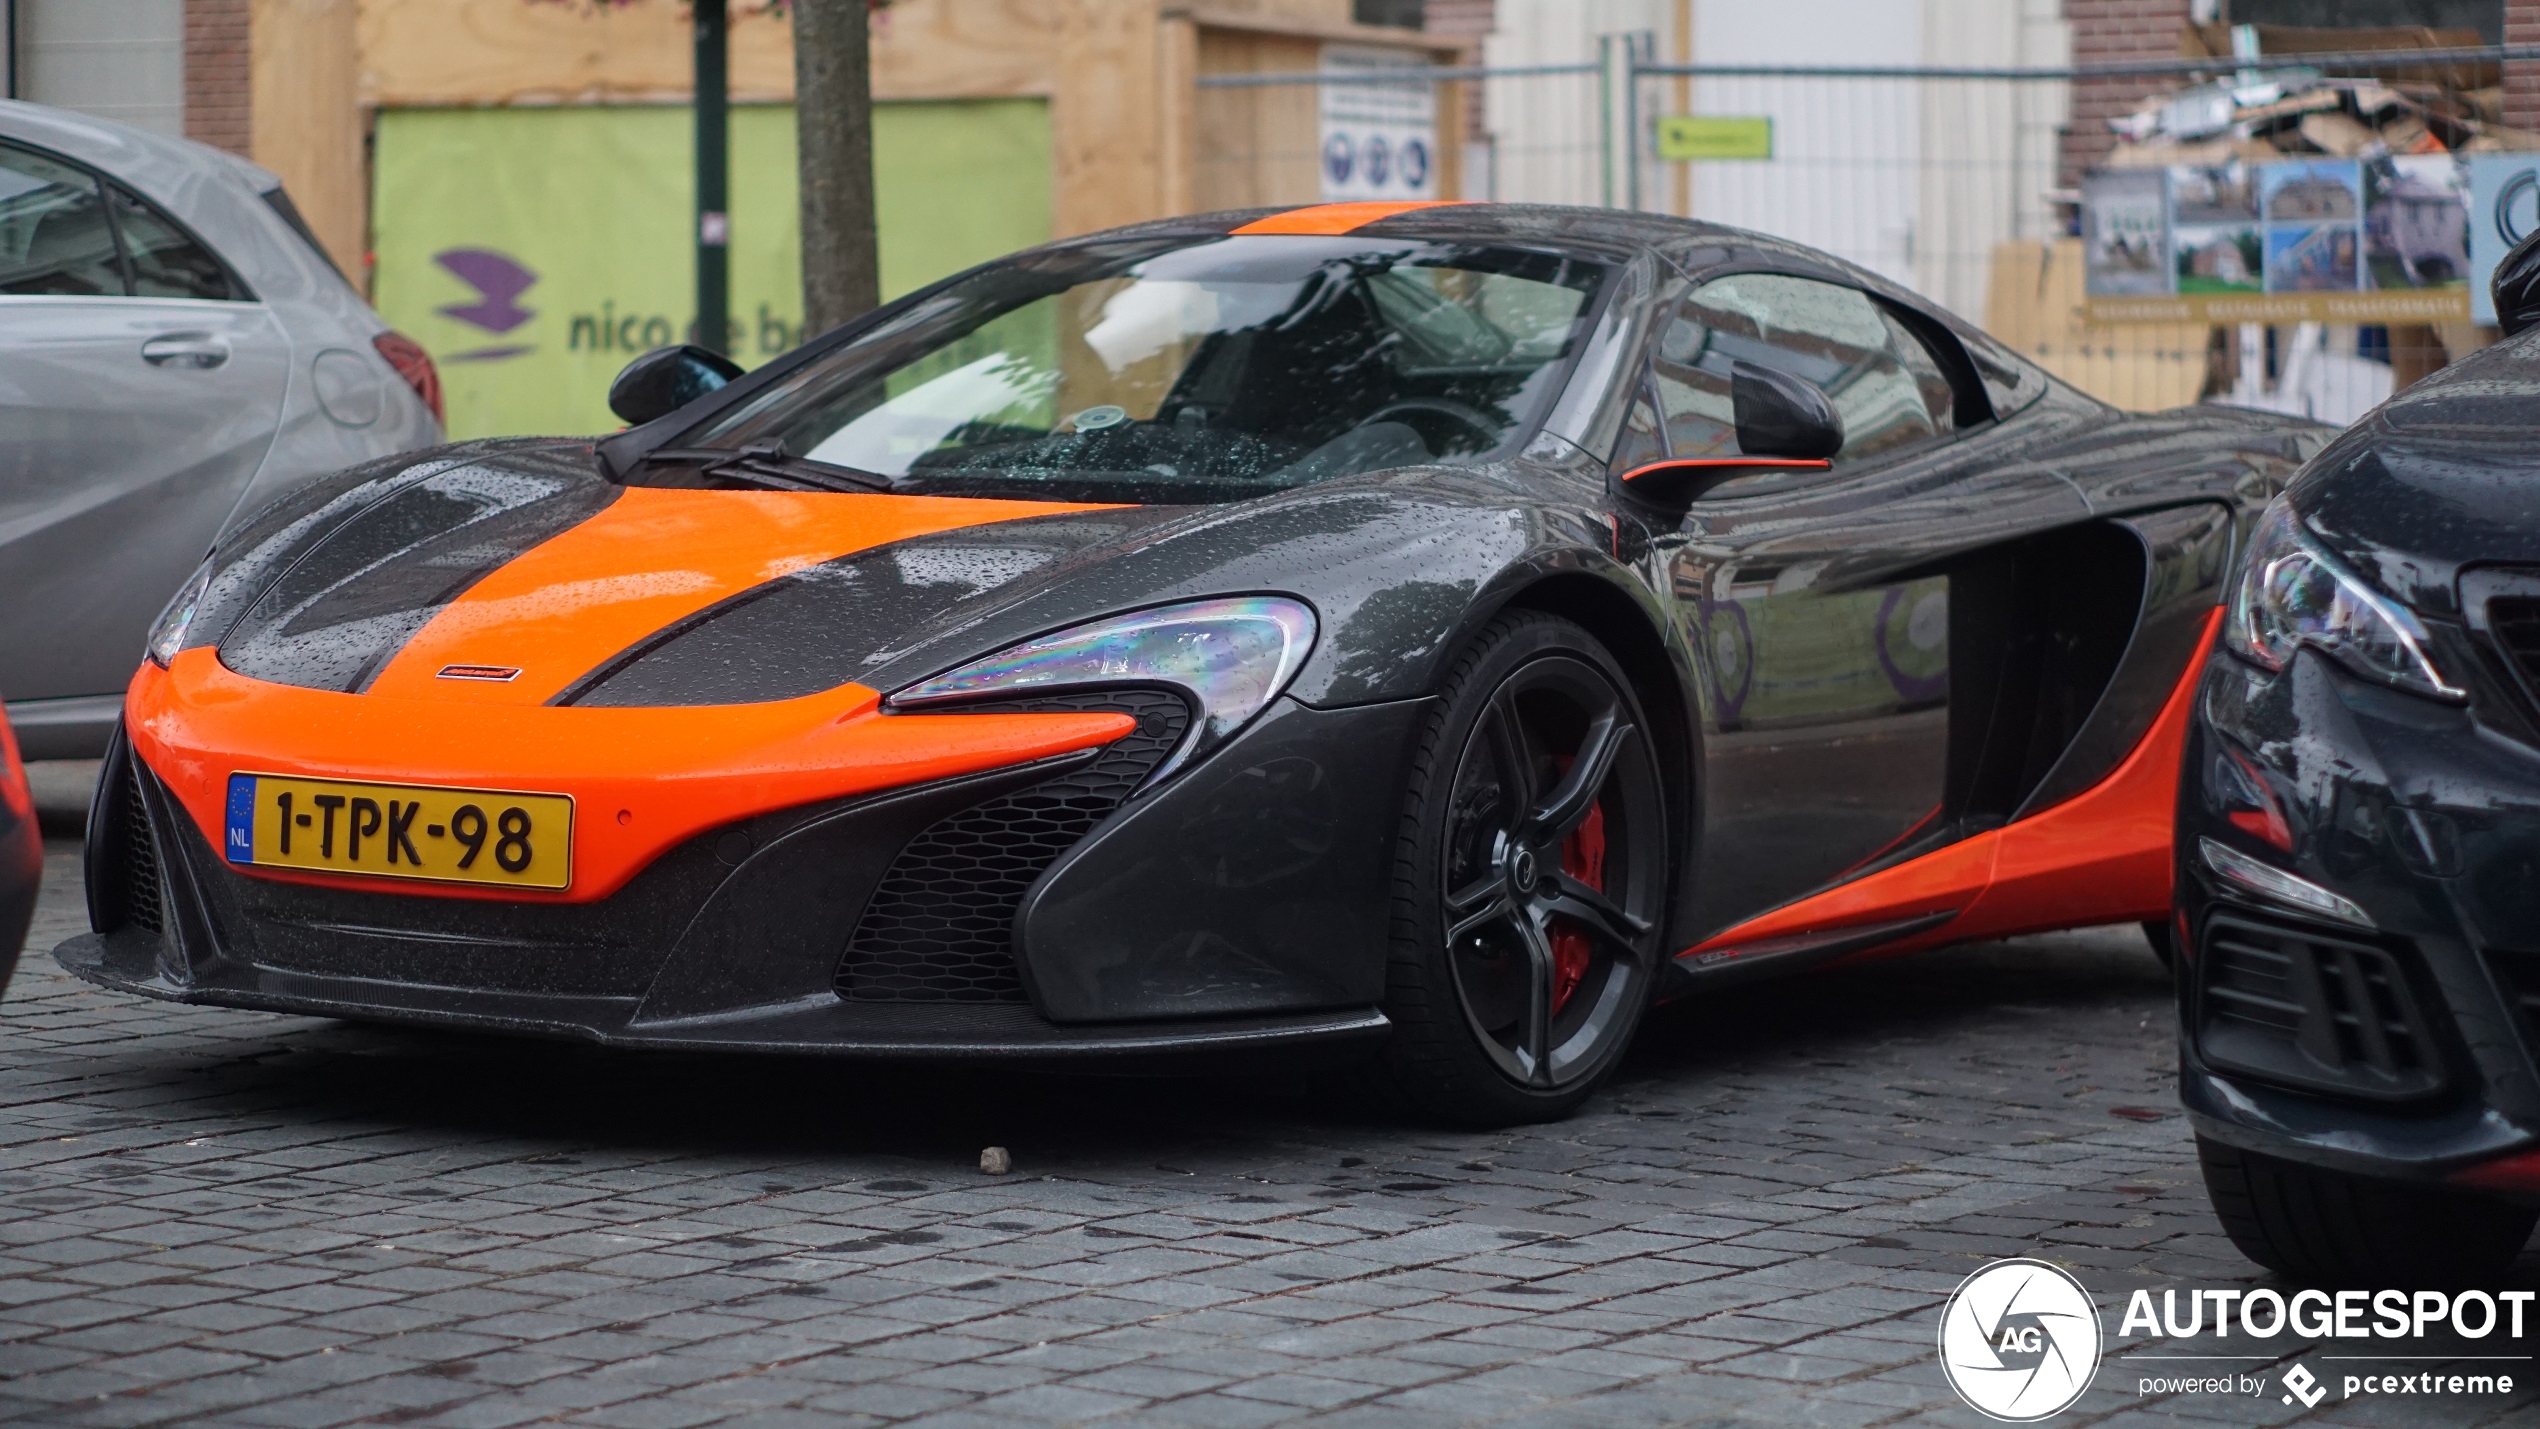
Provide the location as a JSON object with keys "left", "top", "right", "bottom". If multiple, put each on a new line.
{"left": 223, "top": 772, "right": 573, "bottom": 890}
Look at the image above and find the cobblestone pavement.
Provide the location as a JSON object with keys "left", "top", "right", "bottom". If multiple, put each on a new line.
{"left": 4, "top": 829, "right": 2535, "bottom": 1428}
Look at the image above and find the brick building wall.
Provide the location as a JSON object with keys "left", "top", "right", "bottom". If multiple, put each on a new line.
{"left": 2060, "top": 0, "right": 2195, "bottom": 182}
{"left": 182, "top": 0, "right": 252, "bottom": 156}
{"left": 2507, "top": 0, "right": 2540, "bottom": 129}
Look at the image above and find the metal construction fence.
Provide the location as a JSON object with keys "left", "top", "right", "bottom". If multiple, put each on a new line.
{"left": 1197, "top": 40, "right": 2540, "bottom": 424}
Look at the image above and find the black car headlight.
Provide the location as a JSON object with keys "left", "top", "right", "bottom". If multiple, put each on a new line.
{"left": 2224, "top": 499, "right": 2463, "bottom": 702}
{"left": 886, "top": 597, "right": 1317, "bottom": 778}
{"left": 145, "top": 558, "right": 216, "bottom": 669}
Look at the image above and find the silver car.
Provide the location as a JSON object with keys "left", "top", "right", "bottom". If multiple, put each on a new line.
{"left": 1, "top": 101, "right": 441, "bottom": 758}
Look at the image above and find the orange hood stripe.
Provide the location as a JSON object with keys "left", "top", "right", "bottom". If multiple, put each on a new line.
{"left": 365, "top": 488, "right": 1117, "bottom": 707}
{"left": 1231, "top": 201, "right": 1467, "bottom": 236}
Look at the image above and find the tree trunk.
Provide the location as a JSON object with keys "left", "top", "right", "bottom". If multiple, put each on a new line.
{"left": 794, "top": 0, "right": 879, "bottom": 338}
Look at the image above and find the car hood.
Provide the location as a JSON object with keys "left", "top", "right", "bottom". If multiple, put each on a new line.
{"left": 194, "top": 439, "right": 1556, "bottom": 711}
{"left": 2293, "top": 334, "right": 2540, "bottom": 617}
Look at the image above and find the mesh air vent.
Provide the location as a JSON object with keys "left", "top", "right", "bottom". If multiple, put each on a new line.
{"left": 836, "top": 690, "right": 1191, "bottom": 1003}
{"left": 120, "top": 757, "right": 164, "bottom": 935}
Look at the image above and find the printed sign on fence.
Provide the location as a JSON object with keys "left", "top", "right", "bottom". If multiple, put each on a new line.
{"left": 2467, "top": 152, "right": 2540, "bottom": 324}
{"left": 2084, "top": 155, "right": 2472, "bottom": 323}
{"left": 1318, "top": 45, "right": 1439, "bottom": 202}
{"left": 1654, "top": 116, "right": 1773, "bottom": 161}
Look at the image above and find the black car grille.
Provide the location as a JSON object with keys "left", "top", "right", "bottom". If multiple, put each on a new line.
{"left": 2481, "top": 948, "right": 2540, "bottom": 1062}
{"left": 2195, "top": 913, "right": 2443, "bottom": 1100}
{"left": 115, "top": 756, "right": 164, "bottom": 935}
{"left": 2487, "top": 595, "right": 2540, "bottom": 699}
{"left": 835, "top": 691, "right": 1191, "bottom": 1003}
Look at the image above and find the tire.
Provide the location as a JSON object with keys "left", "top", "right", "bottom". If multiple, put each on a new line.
{"left": 1370, "top": 610, "right": 1670, "bottom": 1126}
{"left": 2198, "top": 1135, "right": 2536, "bottom": 1286}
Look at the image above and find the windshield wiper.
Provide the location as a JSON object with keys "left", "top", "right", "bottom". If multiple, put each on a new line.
{"left": 642, "top": 439, "right": 898, "bottom": 494}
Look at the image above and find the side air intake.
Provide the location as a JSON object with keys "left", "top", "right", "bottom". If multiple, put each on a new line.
{"left": 835, "top": 691, "right": 1190, "bottom": 1003}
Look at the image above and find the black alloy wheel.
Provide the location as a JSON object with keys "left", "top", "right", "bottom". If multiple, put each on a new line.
{"left": 1375, "top": 611, "right": 1669, "bottom": 1125}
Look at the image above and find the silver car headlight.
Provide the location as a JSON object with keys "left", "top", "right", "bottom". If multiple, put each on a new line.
{"left": 886, "top": 597, "right": 1317, "bottom": 779}
{"left": 145, "top": 559, "right": 215, "bottom": 669}
{"left": 2223, "top": 498, "right": 2463, "bottom": 702}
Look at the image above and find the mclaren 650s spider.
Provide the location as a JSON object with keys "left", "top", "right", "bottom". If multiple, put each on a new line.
{"left": 64, "top": 202, "right": 2326, "bottom": 1124}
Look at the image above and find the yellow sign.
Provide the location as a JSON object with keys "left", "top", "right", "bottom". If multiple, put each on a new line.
{"left": 1655, "top": 115, "right": 1773, "bottom": 161}
{"left": 2086, "top": 290, "right": 2471, "bottom": 325}
{"left": 225, "top": 772, "right": 575, "bottom": 891}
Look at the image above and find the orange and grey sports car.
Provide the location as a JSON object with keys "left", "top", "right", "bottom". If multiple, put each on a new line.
{"left": 65, "top": 202, "right": 2325, "bottom": 1123}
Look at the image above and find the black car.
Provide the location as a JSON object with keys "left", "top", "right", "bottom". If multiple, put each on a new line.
{"left": 64, "top": 202, "right": 2319, "bottom": 1125}
{"left": 2178, "top": 248, "right": 2540, "bottom": 1282}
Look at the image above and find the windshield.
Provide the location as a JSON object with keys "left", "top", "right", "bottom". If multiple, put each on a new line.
{"left": 669, "top": 235, "right": 1609, "bottom": 503}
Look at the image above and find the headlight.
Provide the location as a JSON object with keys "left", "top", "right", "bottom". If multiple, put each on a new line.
{"left": 145, "top": 559, "right": 215, "bottom": 669}
{"left": 2223, "top": 499, "right": 2462, "bottom": 701}
{"left": 886, "top": 597, "right": 1317, "bottom": 779}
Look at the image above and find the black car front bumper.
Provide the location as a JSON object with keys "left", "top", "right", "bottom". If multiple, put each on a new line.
{"left": 2178, "top": 645, "right": 2540, "bottom": 1195}
{"left": 57, "top": 695, "right": 1428, "bottom": 1062}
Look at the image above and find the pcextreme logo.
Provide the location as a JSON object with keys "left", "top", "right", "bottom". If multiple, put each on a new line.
{"left": 1937, "top": 1259, "right": 2104, "bottom": 1421}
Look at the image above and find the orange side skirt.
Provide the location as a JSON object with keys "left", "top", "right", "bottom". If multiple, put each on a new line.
{"left": 1678, "top": 609, "right": 2220, "bottom": 969}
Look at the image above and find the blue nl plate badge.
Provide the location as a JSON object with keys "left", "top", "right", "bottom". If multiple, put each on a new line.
{"left": 223, "top": 773, "right": 255, "bottom": 864}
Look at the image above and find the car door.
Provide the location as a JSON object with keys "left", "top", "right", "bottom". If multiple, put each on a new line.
{"left": 1642, "top": 271, "right": 2089, "bottom": 942}
{"left": 0, "top": 141, "right": 290, "bottom": 705}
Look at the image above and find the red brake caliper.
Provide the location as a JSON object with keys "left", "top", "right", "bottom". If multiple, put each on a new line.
{"left": 1548, "top": 767, "right": 1606, "bottom": 1016}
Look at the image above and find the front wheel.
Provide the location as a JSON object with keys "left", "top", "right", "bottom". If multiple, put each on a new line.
{"left": 1372, "top": 611, "right": 1670, "bottom": 1125}
{"left": 2198, "top": 1135, "right": 2536, "bottom": 1286}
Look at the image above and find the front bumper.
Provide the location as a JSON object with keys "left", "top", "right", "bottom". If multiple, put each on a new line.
{"left": 2178, "top": 645, "right": 2540, "bottom": 1194}
{"left": 60, "top": 693, "right": 1427, "bottom": 1062}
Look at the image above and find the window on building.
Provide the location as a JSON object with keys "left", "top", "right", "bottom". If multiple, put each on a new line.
{"left": 2226, "top": 0, "right": 2502, "bottom": 43}
{"left": 1353, "top": 0, "right": 1426, "bottom": 29}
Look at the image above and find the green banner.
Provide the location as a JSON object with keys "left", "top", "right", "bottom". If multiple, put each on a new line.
{"left": 373, "top": 100, "right": 1052, "bottom": 439}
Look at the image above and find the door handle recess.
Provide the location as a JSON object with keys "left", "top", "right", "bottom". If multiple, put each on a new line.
{"left": 141, "top": 333, "right": 229, "bottom": 369}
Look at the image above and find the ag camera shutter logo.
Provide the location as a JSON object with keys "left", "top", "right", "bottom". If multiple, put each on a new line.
{"left": 1938, "top": 1258, "right": 2104, "bottom": 1421}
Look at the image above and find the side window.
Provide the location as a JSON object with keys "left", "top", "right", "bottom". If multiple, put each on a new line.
{"left": 0, "top": 144, "right": 123, "bottom": 297}
{"left": 110, "top": 184, "right": 237, "bottom": 300}
{"left": 1656, "top": 273, "right": 1954, "bottom": 467}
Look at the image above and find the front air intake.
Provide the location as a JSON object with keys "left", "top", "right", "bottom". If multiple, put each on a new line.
{"left": 2196, "top": 912, "right": 2443, "bottom": 1101}
{"left": 113, "top": 755, "right": 165, "bottom": 935}
{"left": 2487, "top": 594, "right": 2540, "bottom": 714}
{"left": 835, "top": 690, "right": 1190, "bottom": 1003}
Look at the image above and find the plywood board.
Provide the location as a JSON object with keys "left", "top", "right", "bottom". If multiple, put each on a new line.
{"left": 1987, "top": 238, "right": 2209, "bottom": 412}
{"left": 356, "top": 0, "right": 1055, "bottom": 108}
{"left": 253, "top": 0, "right": 365, "bottom": 278}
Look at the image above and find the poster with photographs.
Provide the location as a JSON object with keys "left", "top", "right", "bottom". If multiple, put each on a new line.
{"left": 2364, "top": 155, "right": 2469, "bottom": 293}
{"left": 2082, "top": 169, "right": 2171, "bottom": 297}
{"left": 2086, "top": 155, "right": 2469, "bottom": 322}
{"left": 2260, "top": 159, "right": 2362, "bottom": 293}
{"left": 2171, "top": 161, "right": 2260, "bottom": 295}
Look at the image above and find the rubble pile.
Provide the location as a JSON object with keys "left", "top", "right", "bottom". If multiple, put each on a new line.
{"left": 2105, "top": 68, "right": 2540, "bottom": 167}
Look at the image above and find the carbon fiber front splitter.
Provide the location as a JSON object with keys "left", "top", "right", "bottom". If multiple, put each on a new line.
{"left": 53, "top": 928, "right": 1390, "bottom": 1062}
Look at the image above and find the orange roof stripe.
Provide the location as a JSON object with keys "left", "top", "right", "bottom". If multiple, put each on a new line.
{"left": 366, "top": 488, "right": 1115, "bottom": 708}
{"left": 1231, "top": 200, "right": 1467, "bottom": 236}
